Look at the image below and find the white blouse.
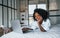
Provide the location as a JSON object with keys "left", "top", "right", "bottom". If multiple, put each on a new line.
{"left": 30, "top": 19, "right": 51, "bottom": 31}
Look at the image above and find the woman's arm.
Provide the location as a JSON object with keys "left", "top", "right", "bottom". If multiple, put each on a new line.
{"left": 38, "top": 24, "right": 46, "bottom": 32}
{"left": 22, "top": 28, "right": 33, "bottom": 32}
{"left": 38, "top": 19, "right": 46, "bottom": 32}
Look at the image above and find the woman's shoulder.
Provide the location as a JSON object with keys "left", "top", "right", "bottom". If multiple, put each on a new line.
{"left": 43, "top": 19, "right": 50, "bottom": 23}
{"left": 46, "top": 18, "right": 50, "bottom": 22}
{"left": 46, "top": 19, "right": 50, "bottom": 22}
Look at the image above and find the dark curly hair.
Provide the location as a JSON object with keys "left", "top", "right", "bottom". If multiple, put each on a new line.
{"left": 33, "top": 8, "right": 49, "bottom": 21}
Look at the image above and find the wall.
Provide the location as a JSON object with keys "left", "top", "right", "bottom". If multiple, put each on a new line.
{"left": 49, "top": 0, "right": 60, "bottom": 25}
{"left": 56, "top": 0, "right": 60, "bottom": 24}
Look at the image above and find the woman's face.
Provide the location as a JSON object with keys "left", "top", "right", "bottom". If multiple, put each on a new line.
{"left": 34, "top": 12, "right": 43, "bottom": 21}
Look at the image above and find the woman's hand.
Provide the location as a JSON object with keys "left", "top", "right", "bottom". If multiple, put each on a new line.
{"left": 22, "top": 28, "right": 33, "bottom": 32}
{"left": 37, "top": 17, "right": 46, "bottom": 32}
{"left": 37, "top": 17, "right": 43, "bottom": 25}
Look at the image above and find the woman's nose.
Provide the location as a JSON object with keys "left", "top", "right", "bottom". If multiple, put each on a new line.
{"left": 36, "top": 16, "right": 39, "bottom": 19}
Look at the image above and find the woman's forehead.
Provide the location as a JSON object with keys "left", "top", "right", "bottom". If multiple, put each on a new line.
{"left": 35, "top": 12, "right": 39, "bottom": 15}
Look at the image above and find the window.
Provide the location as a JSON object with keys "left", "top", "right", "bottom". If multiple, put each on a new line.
{"left": 29, "top": 5, "right": 36, "bottom": 15}
{"left": 3, "top": 7, "right": 7, "bottom": 27}
{"left": 0, "top": 0, "right": 17, "bottom": 28}
{"left": 12, "top": 0, "right": 14, "bottom": 8}
{"left": 38, "top": 4, "right": 46, "bottom": 10}
{"left": 0, "top": 6, "right": 2, "bottom": 25}
{"left": 8, "top": 0, "right": 11, "bottom": 7}
{"left": 12, "top": 9, "right": 14, "bottom": 20}
{"left": 3, "top": 0, "right": 7, "bottom": 5}
{"left": 0, "top": 0, "right": 2, "bottom": 4}
{"left": 8, "top": 8, "right": 11, "bottom": 27}
{"left": 29, "top": 4, "right": 36, "bottom": 24}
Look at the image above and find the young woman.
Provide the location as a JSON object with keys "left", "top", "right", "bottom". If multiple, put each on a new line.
{"left": 22, "top": 8, "right": 51, "bottom": 32}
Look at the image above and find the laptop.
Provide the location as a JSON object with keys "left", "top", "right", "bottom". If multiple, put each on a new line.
{"left": 11, "top": 20, "right": 23, "bottom": 34}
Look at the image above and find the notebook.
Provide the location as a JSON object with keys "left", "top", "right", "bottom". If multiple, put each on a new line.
{"left": 11, "top": 20, "right": 23, "bottom": 34}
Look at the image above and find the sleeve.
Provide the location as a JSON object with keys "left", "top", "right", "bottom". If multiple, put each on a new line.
{"left": 41, "top": 19, "right": 51, "bottom": 31}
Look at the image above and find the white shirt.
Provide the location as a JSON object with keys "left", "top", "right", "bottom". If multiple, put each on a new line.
{"left": 30, "top": 19, "right": 51, "bottom": 31}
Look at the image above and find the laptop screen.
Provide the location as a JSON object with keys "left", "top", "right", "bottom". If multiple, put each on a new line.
{"left": 11, "top": 20, "right": 23, "bottom": 33}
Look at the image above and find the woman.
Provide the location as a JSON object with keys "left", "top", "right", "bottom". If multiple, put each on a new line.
{"left": 22, "top": 8, "right": 51, "bottom": 32}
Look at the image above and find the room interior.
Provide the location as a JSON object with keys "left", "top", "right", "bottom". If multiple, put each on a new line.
{"left": 0, "top": 0, "right": 60, "bottom": 38}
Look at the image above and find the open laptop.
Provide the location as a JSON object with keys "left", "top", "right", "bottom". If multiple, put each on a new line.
{"left": 11, "top": 20, "right": 23, "bottom": 34}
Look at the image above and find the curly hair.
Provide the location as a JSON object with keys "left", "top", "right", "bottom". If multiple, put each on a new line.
{"left": 33, "top": 8, "right": 49, "bottom": 21}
